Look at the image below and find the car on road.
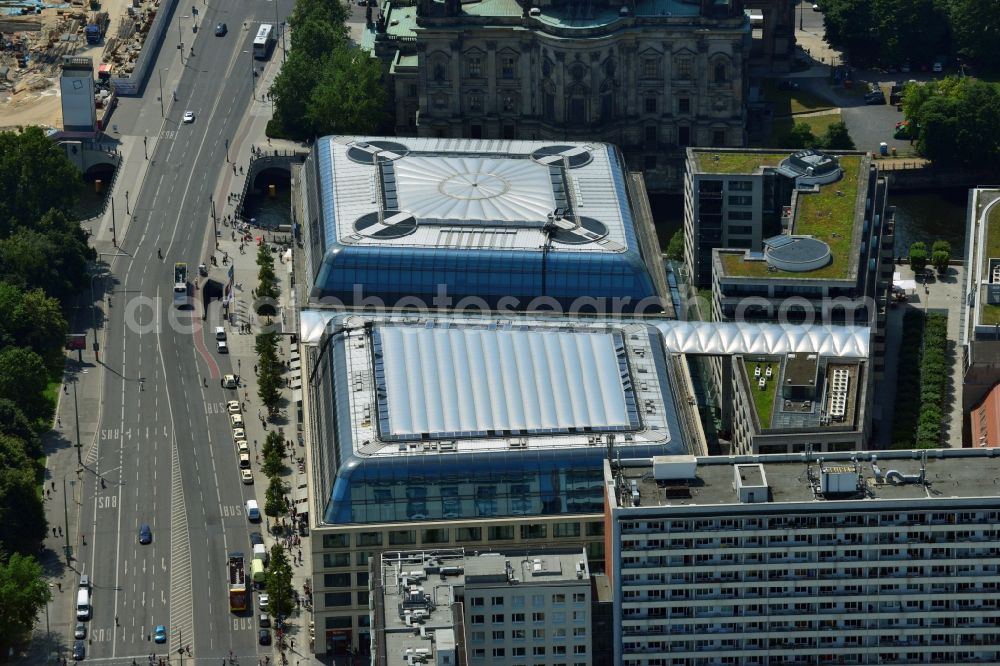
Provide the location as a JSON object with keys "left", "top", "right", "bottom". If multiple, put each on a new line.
{"left": 138, "top": 524, "right": 152, "bottom": 545}
{"left": 182, "top": 111, "right": 195, "bottom": 123}
{"left": 258, "top": 593, "right": 269, "bottom": 611}
{"left": 214, "top": 22, "right": 227, "bottom": 36}
{"left": 864, "top": 89, "right": 886, "bottom": 105}
{"left": 259, "top": 613, "right": 271, "bottom": 628}
{"left": 73, "top": 640, "right": 86, "bottom": 660}
{"left": 74, "top": 622, "right": 87, "bottom": 639}
{"left": 217, "top": 340, "right": 229, "bottom": 354}
{"left": 239, "top": 453, "right": 251, "bottom": 469}
{"left": 241, "top": 469, "right": 254, "bottom": 484}
{"left": 215, "top": 326, "right": 227, "bottom": 341}
{"left": 811, "top": 3, "right": 819, "bottom": 10}
{"left": 258, "top": 628, "right": 272, "bottom": 645}
{"left": 247, "top": 499, "right": 261, "bottom": 522}
{"left": 249, "top": 531, "right": 264, "bottom": 546}
{"left": 222, "top": 374, "right": 238, "bottom": 389}
{"left": 154, "top": 625, "right": 166, "bottom": 643}
{"left": 79, "top": 574, "right": 90, "bottom": 590}
{"left": 233, "top": 428, "right": 246, "bottom": 441}
{"left": 230, "top": 413, "right": 244, "bottom": 428}
{"left": 237, "top": 440, "right": 249, "bottom": 454}
{"left": 227, "top": 400, "right": 241, "bottom": 414}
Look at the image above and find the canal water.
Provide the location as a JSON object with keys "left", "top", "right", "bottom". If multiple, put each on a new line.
{"left": 649, "top": 188, "right": 970, "bottom": 258}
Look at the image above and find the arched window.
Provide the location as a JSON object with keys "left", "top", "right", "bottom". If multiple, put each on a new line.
{"left": 714, "top": 62, "right": 727, "bottom": 83}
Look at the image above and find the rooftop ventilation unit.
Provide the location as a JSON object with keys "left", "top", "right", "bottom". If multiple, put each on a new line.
{"left": 733, "top": 464, "right": 768, "bottom": 503}
{"left": 820, "top": 465, "right": 859, "bottom": 495}
{"left": 653, "top": 455, "right": 698, "bottom": 481}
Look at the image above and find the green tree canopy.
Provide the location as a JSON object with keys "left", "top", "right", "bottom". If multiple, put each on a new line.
{"left": 264, "top": 476, "right": 289, "bottom": 517}
{"left": 666, "top": 229, "right": 684, "bottom": 262}
{"left": 0, "top": 127, "right": 83, "bottom": 236}
{"left": 265, "top": 544, "right": 295, "bottom": 618}
{"left": 820, "top": 121, "right": 856, "bottom": 150}
{"left": 0, "top": 223, "right": 95, "bottom": 304}
{"left": 948, "top": 0, "right": 1000, "bottom": 70}
{"left": 0, "top": 283, "right": 68, "bottom": 368}
{"left": 0, "top": 552, "right": 51, "bottom": 654}
{"left": 305, "top": 45, "right": 387, "bottom": 137}
{"left": 785, "top": 123, "right": 818, "bottom": 150}
{"left": 0, "top": 464, "right": 47, "bottom": 555}
{"left": 0, "top": 399, "right": 41, "bottom": 459}
{"left": 0, "top": 346, "right": 49, "bottom": 421}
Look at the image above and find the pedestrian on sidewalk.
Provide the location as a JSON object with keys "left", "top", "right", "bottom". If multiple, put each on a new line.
{"left": 57, "top": 582, "right": 61, "bottom": 591}
{"left": 51, "top": 481, "right": 55, "bottom": 491}
{"left": 63, "top": 384, "right": 68, "bottom": 394}
{"left": 57, "top": 417, "right": 61, "bottom": 427}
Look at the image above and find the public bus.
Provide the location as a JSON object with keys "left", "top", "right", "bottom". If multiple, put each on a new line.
{"left": 252, "top": 23, "right": 276, "bottom": 60}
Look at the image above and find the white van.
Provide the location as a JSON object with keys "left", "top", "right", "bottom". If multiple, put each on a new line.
{"left": 76, "top": 588, "right": 90, "bottom": 620}
{"left": 246, "top": 499, "right": 261, "bottom": 522}
{"left": 253, "top": 543, "right": 268, "bottom": 565}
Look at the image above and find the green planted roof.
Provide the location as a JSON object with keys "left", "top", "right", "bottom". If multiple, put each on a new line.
{"left": 694, "top": 150, "right": 787, "bottom": 175}
{"left": 720, "top": 155, "right": 864, "bottom": 281}
{"left": 745, "top": 359, "right": 777, "bottom": 429}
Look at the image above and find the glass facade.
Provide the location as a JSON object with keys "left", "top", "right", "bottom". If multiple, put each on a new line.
{"left": 312, "top": 319, "right": 687, "bottom": 526}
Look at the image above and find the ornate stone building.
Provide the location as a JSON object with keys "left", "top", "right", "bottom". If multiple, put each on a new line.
{"left": 368, "top": 0, "right": 750, "bottom": 191}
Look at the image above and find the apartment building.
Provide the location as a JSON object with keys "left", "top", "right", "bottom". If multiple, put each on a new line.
{"left": 605, "top": 450, "right": 1000, "bottom": 665}
{"left": 961, "top": 187, "right": 1000, "bottom": 419}
{"left": 371, "top": 549, "right": 593, "bottom": 665}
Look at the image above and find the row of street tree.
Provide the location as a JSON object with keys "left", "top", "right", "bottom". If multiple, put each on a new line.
{"left": 0, "top": 127, "right": 98, "bottom": 653}
{"left": 901, "top": 77, "right": 1000, "bottom": 169}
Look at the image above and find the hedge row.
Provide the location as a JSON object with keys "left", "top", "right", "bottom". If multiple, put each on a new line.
{"left": 891, "top": 310, "right": 924, "bottom": 448}
{"left": 914, "top": 314, "right": 950, "bottom": 449}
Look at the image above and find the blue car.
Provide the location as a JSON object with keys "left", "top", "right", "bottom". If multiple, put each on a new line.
{"left": 154, "top": 625, "right": 166, "bottom": 643}
{"left": 139, "top": 524, "right": 152, "bottom": 544}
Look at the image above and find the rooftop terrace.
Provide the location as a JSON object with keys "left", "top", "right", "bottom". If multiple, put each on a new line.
{"left": 612, "top": 449, "right": 1000, "bottom": 510}
{"left": 980, "top": 198, "right": 1000, "bottom": 325}
{"left": 717, "top": 154, "right": 865, "bottom": 281}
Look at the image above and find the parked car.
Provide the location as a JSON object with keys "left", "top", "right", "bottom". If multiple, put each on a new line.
{"left": 258, "top": 593, "right": 269, "bottom": 611}
{"left": 230, "top": 413, "right": 244, "bottom": 428}
{"left": 247, "top": 499, "right": 261, "bottom": 522}
{"left": 259, "top": 613, "right": 271, "bottom": 628}
{"left": 222, "top": 374, "right": 238, "bottom": 389}
{"left": 864, "top": 90, "right": 886, "bottom": 105}
{"left": 227, "top": 400, "right": 241, "bottom": 414}
{"left": 258, "top": 628, "right": 272, "bottom": 645}
{"left": 217, "top": 340, "right": 229, "bottom": 354}
{"left": 74, "top": 622, "right": 87, "bottom": 639}
{"left": 233, "top": 428, "right": 246, "bottom": 441}
{"left": 73, "top": 640, "right": 86, "bottom": 661}
{"left": 241, "top": 469, "right": 254, "bottom": 484}
{"left": 249, "top": 531, "right": 264, "bottom": 546}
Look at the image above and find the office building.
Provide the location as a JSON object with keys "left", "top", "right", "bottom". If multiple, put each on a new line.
{"left": 301, "top": 312, "right": 696, "bottom": 657}
{"left": 300, "top": 136, "right": 669, "bottom": 314}
{"left": 605, "top": 450, "right": 1000, "bottom": 665}
{"left": 364, "top": 0, "right": 749, "bottom": 191}
{"left": 371, "top": 548, "right": 592, "bottom": 665}
{"left": 961, "top": 187, "right": 1000, "bottom": 420}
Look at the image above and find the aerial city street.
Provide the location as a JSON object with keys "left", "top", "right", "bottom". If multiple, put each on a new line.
{"left": 0, "top": 0, "right": 999, "bottom": 665}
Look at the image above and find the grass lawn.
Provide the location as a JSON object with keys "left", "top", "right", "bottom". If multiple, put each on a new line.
{"left": 771, "top": 111, "right": 843, "bottom": 148}
{"left": 986, "top": 202, "right": 1000, "bottom": 259}
{"left": 745, "top": 360, "right": 777, "bottom": 429}
{"left": 762, "top": 81, "right": 837, "bottom": 116}
{"left": 694, "top": 151, "right": 788, "bottom": 175}
{"left": 982, "top": 304, "right": 1000, "bottom": 325}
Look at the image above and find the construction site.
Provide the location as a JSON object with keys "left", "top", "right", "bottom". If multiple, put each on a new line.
{"left": 0, "top": 0, "right": 165, "bottom": 129}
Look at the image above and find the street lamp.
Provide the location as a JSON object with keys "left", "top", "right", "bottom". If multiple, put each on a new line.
{"left": 158, "top": 68, "right": 167, "bottom": 117}
{"left": 177, "top": 15, "right": 189, "bottom": 62}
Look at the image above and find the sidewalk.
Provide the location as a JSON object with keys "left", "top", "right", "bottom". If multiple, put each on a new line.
{"left": 205, "top": 67, "right": 318, "bottom": 663}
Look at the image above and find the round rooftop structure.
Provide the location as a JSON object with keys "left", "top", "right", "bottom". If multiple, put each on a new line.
{"left": 764, "top": 235, "right": 832, "bottom": 272}
{"left": 778, "top": 149, "right": 843, "bottom": 187}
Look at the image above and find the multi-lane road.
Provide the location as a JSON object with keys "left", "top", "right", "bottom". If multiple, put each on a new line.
{"left": 76, "top": 0, "right": 290, "bottom": 661}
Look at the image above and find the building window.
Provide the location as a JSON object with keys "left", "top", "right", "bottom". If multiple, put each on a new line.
{"left": 468, "top": 56, "right": 482, "bottom": 78}
{"left": 512, "top": 596, "right": 525, "bottom": 608}
{"left": 553, "top": 594, "right": 566, "bottom": 604}
{"left": 492, "top": 614, "right": 505, "bottom": 623}
{"left": 573, "top": 593, "right": 586, "bottom": 603}
{"left": 470, "top": 631, "right": 485, "bottom": 642}
{"left": 492, "top": 630, "right": 505, "bottom": 641}
{"left": 502, "top": 95, "right": 515, "bottom": 112}
{"left": 543, "top": 89, "right": 556, "bottom": 121}
{"left": 532, "top": 594, "right": 545, "bottom": 607}
{"left": 533, "top": 612, "right": 545, "bottom": 623}
{"left": 422, "top": 528, "right": 449, "bottom": 544}
{"left": 472, "top": 648, "right": 485, "bottom": 659}
{"left": 678, "top": 98, "right": 691, "bottom": 114}
{"left": 713, "top": 129, "right": 726, "bottom": 146}
{"left": 492, "top": 596, "right": 504, "bottom": 607}
{"left": 678, "top": 126, "right": 691, "bottom": 146}
{"left": 728, "top": 225, "right": 754, "bottom": 235}
{"left": 457, "top": 527, "right": 482, "bottom": 542}
{"left": 433, "top": 63, "right": 446, "bottom": 82}
{"left": 433, "top": 95, "right": 447, "bottom": 110}
{"left": 644, "top": 155, "right": 657, "bottom": 170}
{"left": 408, "top": 84, "right": 418, "bottom": 98}
{"left": 324, "top": 592, "right": 351, "bottom": 606}
{"left": 574, "top": 645, "right": 587, "bottom": 654}
{"left": 585, "top": 522, "right": 604, "bottom": 537}
{"left": 356, "top": 551, "right": 370, "bottom": 566}
{"left": 729, "top": 180, "right": 753, "bottom": 191}
{"left": 357, "top": 532, "right": 382, "bottom": 547}
{"left": 533, "top": 646, "right": 547, "bottom": 656}
{"left": 325, "top": 616, "right": 351, "bottom": 629}
{"left": 469, "top": 95, "right": 483, "bottom": 112}
{"left": 489, "top": 526, "right": 514, "bottom": 541}
{"left": 502, "top": 124, "right": 516, "bottom": 140}
{"left": 512, "top": 613, "right": 525, "bottom": 623}
{"left": 388, "top": 530, "right": 416, "bottom": 546}
{"left": 472, "top": 597, "right": 485, "bottom": 607}
{"left": 644, "top": 97, "right": 657, "bottom": 113}
{"left": 513, "top": 647, "right": 526, "bottom": 656}
{"left": 728, "top": 210, "right": 753, "bottom": 220}
{"left": 677, "top": 58, "right": 692, "bottom": 79}
{"left": 471, "top": 615, "right": 485, "bottom": 625}
{"left": 533, "top": 628, "right": 545, "bottom": 639}
{"left": 642, "top": 58, "right": 658, "bottom": 78}
{"left": 324, "top": 573, "right": 351, "bottom": 587}
{"left": 501, "top": 55, "right": 516, "bottom": 78}
{"left": 357, "top": 591, "right": 369, "bottom": 606}
{"left": 323, "top": 553, "right": 350, "bottom": 568}
{"left": 492, "top": 648, "right": 506, "bottom": 658}
{"left": 714, "top": 62, "right": 727, "bottom": 83}
{"left": 322, "top": 534, "right": 349, "bottom": 549}
{"left": 553, "top": 522, "right": 581, "bottom": 538}
{"left": 728, "top": 195, "right": 753, "bottom": 206}
{"left": 513, "top": 629, "right": 526, "bottom": 639}
{"left": 573, "top": 627, "right": 587, "bottom": 637}
{"left": 521, "top": 524, "right": 547, "bottom": 539}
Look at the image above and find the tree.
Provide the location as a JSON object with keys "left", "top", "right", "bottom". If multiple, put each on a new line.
{"left": 264, "top": 476, "right": 289, "bottom": 517}
{"left": 0, "top": 400, "right": 41, "bottom": 459}
{"left": 870, "top": 0, "right": 949, "bottom": 68}
{"left": 0, "top": 465, "right": 47, "bottom": 555}
{"left": 931, "top": 239, "right": 951, "bottom": 273}
{"left": 0, "top": 284, "right": 68, "bottom": 369}
{"left": 262, "top": 446, "right": 285, "bottom": 478}
{"left": 909, "top": 241, "right": 928, "bottom": 273}
{"left": 264, "top": 544, "right": 295, "bottom": 619}
{"left": 785, "top": 123, "right": 818, "bottom": 149}
{"left": 0, "top": 347, "right": 49, "bottom": 422}
{"left": 819, "top": 121, "right": 856, "bottom": 150}
{"left": 948, "top": 0, "right": 1000, "bottom": 70}
{"left": 0, "top": 552, "right": 51, "bottom": 654}
{"left": 0, "top": 127, "right": 83, "bottom": 236}
{"left": 820, "top": 0, "right": 878, "bottom": 65}
{"left": 261, "top": 431, "right": 284, "bottom": 459}
{"left": 305, "top": 45, "right": 387, "bottom": 137}
{"left": 666, "top": 229, "right": 684, "bottom": 262}
{"left": 270, "top": 51, "right": 323, "bottom": 138}
{"left": 0, "top": 223, "right": 95, "bottom": 305}
{"left": 0, "top": 434, "right": 32, "bottom": 471}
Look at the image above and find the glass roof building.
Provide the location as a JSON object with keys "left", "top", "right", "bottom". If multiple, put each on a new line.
{"left": 307, "top": 313, "right": 692, "bottom": 527}
{"left": 300, "top": 136, "right": 671, "bottom": 314}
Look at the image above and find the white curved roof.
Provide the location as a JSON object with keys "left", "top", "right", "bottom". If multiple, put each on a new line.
{"left": 300, "top": 311, "right": 869, "bottom": 359}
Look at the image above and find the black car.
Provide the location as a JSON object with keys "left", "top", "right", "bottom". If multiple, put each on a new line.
{"left": 864, "top": 91, "right": 886, "bottom": 105}
{"left": 138, "top": 524, "right": 152, "bottom": 544}
{"left": 258, "top": 628, "right": 272, "bottom": 645}
{"left": 73, "top": 640, "right": 86, "bottom": 660}
{"left": 249, "top": 531, "right": 264, "bottom": 547}
{"left": 259, "top": 613, "right": 271, "bottom": 628}
{"left": 214, "top": 22, "right": 227, "bottom": 36}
